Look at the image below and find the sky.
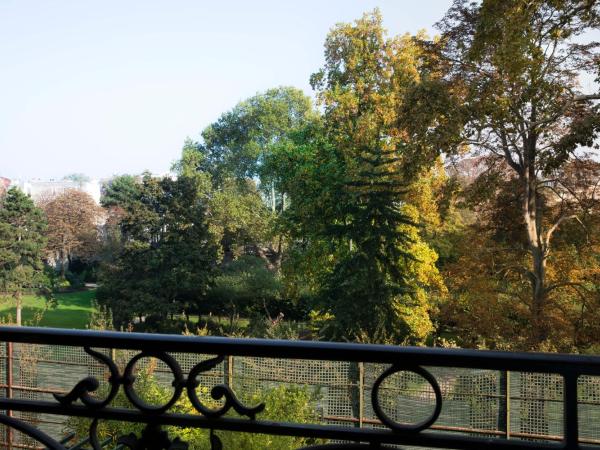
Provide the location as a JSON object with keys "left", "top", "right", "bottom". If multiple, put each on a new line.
{"left": 0, "top": 0, "right": 454, "bottom": 180}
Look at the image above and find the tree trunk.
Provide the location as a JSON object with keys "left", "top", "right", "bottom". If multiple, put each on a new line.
{"left": 15, "top": 295, "right": 22, "bottom": 326}
{"left": 522, "top": 160, "right": 548, "bottom": 346}
{"left": 271, "top": 183, "right": 276, "bottom": 213}
{"left": 274, "top": 235, "right": 283, "bottom": 270}
{"left": 59, "top": 249, "right": 68, "bottom": 278}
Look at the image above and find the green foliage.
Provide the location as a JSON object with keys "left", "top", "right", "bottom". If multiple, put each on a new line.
{"left": 66, "top": 368, "right": 180, "bottom": 443}
{"left": 201, "top": 86, "right": 317, "bottom": 187}
{"left": 247, "top": 313, "right": 304, "bottom": 340}
{"left": 208, "top": 179, "right": 271, "bottom": 262}
{"left": 64, "top": 270, "right": 85, "bottom": 289}
{"left": 215, "top": 385, "right": 321, "bottom": 449}
{"left": 97, "top": 175, "right": 217, "bottom": 326}
{"left": 0, "top": 187, "right": 50, "bottom": 324}
{"left": 101, "top": 174, "right": 141, "bottom": 209}
{"left": 172, "top": 88, "right": 319, "bottom": 275}
{"left": 271, "top": 11, "right": 445, "bottom": 343}
{"left": 68, "top": 369, "right": 321, "bottom": 450}
{"left": 174, "top": 140, "right": 273, "bottom": 264}
{"left": 87, "top": 299, "right": 114, "bottom": 331}
{"left": 205, "top": 255, "right": 282, "bottom": 322}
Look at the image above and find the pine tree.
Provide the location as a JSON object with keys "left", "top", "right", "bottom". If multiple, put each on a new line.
{"left": 0, "top": 188, "right": 48, "bottom": 325}
{"left": 97, "top": 175, "right": 217, "bottom": 327}
{"left": 304, "top": 11, "right": 444, "bottom": 343}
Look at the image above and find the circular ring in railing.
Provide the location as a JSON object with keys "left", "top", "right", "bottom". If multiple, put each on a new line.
{"left": 371, "top": 365, "right": 442, "bottom": 433}
{"left": 123, "top": 351, "right": 184, "bottom": 414}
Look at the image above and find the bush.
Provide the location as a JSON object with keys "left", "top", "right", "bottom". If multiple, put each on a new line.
{"left": 132, "top": 315, "right": 189, "bottom": 334}
{"left": 65, "top": 270, "right": 85, "bottom": 289}
{"left": 247, "top": 313, "right": 307, "bottom": 340}
{"left": 203, "top": 255, "right": 282, "bottom": 320}
{"left": 67, "top": 366, "right": 322, "bottom": 449}
{"left": 215, "top": 385, "right": 322, "bottom": 449}
{"left": 87, "top": 300, "right": 114, "bottom": 331}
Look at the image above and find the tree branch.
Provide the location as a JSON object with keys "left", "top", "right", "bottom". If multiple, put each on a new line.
{"left": 574, "top": 94, "right": 600, "bottom": 101}
{"left": 544, "top": 213, "right": 583, "bottom": 251}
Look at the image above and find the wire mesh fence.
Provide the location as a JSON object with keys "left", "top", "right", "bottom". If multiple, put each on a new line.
{"left": 0, "top": 342, "right": 599, "bottom": 449}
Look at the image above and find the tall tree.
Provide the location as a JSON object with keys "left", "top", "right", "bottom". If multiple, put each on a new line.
{"left": 0, "top": 188, "right": 48, "bottom": 325}
{"left": 180, "top": 88, "right": 316, "bottom": 267}
{"left": 421, "top": 0, "right": 600, "bottom": 347}
{"left": 201, "top": 86, "right": 317, "bottom": 200}
{"left": 441, "top": 159, "right": 600, "bottom": 350}
{"left": 273, "top": 11, "right": 445, "bottom": 343}
{"left": 41, "top": 190, "right": 104, "bottom": 277}
{"left": 101, "top": 174, "right": 141, "bottom": 210}
{"left": 173, "top": 142, "right": 271, "bottom": 265}
{"left": 98, "top": 175, "right": 216, "bottom": 326}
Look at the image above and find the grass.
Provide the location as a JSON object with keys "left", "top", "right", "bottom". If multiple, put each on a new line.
{"left": 0, "top": 289, "right": 97, "bottom": 329}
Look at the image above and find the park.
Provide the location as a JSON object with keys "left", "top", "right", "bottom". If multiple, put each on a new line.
{"left": 1, "top": 1, "right": 600, "bottom": 448}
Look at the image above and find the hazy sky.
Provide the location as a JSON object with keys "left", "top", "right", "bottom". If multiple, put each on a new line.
{"left": 0, "top": 0, "right": 457, "bottom": 180}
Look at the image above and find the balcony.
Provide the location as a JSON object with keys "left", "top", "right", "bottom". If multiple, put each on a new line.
{"left": 0, "top": 326, "right": 599, "bottom": 449}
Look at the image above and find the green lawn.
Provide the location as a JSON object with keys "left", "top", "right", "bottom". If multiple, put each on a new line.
{"left": 0, "top": 289, "right": 97, "bottom": 329}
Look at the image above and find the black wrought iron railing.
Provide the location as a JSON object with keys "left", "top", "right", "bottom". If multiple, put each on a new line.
{"left": 0, "top": 326, "right": 599, "bottom": 449}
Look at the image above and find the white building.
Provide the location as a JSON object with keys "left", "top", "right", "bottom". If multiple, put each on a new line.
{"left": 10, "top": 179, "right": 102, "bottom": 204}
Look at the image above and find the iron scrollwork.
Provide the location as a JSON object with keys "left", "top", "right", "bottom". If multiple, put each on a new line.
{"left": 55, "top": 347, "right": 120, "bottom": 409}
{"left": 1, "top": 325, "right": 596, "bottom": 449}
{"left": 55, "top": 347, "right": 264, "bottom": 417}
{"left": 48, "top": 351, "right": 444, "bottom": 449}
{"left": 0, "top": 414, "right": 67, "bottom": 450}
{"left": 53, "top": 347, "right": 263, "bottom": 449}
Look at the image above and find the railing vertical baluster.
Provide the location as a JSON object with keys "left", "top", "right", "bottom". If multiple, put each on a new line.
{"left": 564, "top": 372, "right": 579, "bottom": 449}
{"left": 505, "top": 371, "right": 511, "bottom": 440}
{"left": 358, "top": 362, "right": 364, "bottom": 428}
{"left": 226, "top": 355, "right": 233, "bottom": 389}
{"left": 6, "top": 341, "right": 12, "bottom": 450}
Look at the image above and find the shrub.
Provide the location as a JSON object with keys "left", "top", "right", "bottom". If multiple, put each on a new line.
{"left": 65, "top": 270, "right": 85, "bottom": 289}
{"left": 67, "top": 366, "right": 322, "bottom": 449}
{"left": 215, "top": 385, "right": 322, "bottom": 449}
{"left": 203, "top": 256, "right": 281, "bottom": 320}
{"left": 87, "top": 300, "right": 114, "bottom": 331}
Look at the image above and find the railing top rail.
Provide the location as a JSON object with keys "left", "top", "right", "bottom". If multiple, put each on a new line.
{"left": 1, "top": 326, "right": 599, "bottom": 374}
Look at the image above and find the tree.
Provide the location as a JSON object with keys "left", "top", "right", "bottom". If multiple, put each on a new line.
{"left": 97, "top": 175, "right": 217, "bottom": 326}
{"left": 180, "top": 87, "right": 318, "bottom": 269}
{"left": 173, "top": 141, "right": 272, "bottom": 265}
{"left": 440, "top": 159, "right": 600, "bottom": 351}
{"left": 201, "top": 87, "right": 316, "bottom": 196}
{"left": 205, "top": 255, "right": 282, "bottom": 328}
{"left": 0, "top": 188, "right": 48, "bottom": 325}
{"left": 101, "top": 174, "right": 141, "bottom": 210}
{"left": 270, "top": 11, "right": 445, "bottom": 343}
{"left": 421, "top": 0, "right": 600, "bottom": 347}
{"left": 208, "top": 178, "right": 272, "bottom": 264}
{"left": 41, "top": 190, "right": 104, "bottom": 278}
